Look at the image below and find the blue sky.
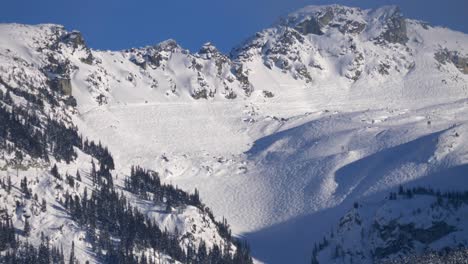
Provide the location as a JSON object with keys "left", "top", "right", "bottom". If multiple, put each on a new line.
{"left": 1, "top": 0, "right": 467, "bottom": 52}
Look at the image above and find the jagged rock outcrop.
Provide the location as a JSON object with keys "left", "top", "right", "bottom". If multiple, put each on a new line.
{"left": 312, "top": 187, "right": 468, "bottom": 264}
{"left": 376, "top": 7, "right": 408, "bottom": 44}
{"left": 435, "top": 48, "right": 468, "bottom": 74}
{"left": 61, "top": 30, "right": 86, "bottom": 48}
{"left": 50, "top": 77, "right": 72, "bottom": 95}
{"left": 288, "top": 5, "right": 367, "bottom": 36}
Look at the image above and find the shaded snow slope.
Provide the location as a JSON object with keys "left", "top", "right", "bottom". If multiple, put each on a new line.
{"left": 313, "top": 186, "right": 468, "bottom": 264}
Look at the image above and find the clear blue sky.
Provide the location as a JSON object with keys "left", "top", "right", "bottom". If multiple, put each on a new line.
{"left": 1, "top": 0, "right": 467, "bottom": 52}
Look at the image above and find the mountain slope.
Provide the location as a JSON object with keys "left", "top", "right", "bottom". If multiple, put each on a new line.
{"left": 0, "top": 24, "right": 252, "bottom": 263}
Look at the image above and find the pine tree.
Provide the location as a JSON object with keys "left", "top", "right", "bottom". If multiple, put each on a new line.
{"left": 6, "top": 175, "right": 12, "bottom": 194}
{"left": 14, "top": 150, "right": 23, "bottom": 178}
{"left": 41, "top": 198, "right": 47, "bottom": 212}
{"left": 21, "top": 176, "right": 30, "bottom": 197}
{"left": 4, "top": 90, "right": 13, "bottom": 105}
{"left": 192, "top": 188, "right": 200, "bottom": 205}
{"left": 51, "top": 164, "right": 61, "bottom": 179}
{"left": 24, "top": 217, "right": 31, "bottom": 237}
{"left": 69, "top": 241, "right": 75, "bottom": 264}
{"left": 197, "top": 240, "right": 207, "bottom": 263}
{"left": 91, "top": 160, "right": 97, "bottom": 185}
{"left": 73, "top": 195, "right": 82, "bottom": 221}
{"left": 37, "top": 234, "right": 50, "bottom": 264}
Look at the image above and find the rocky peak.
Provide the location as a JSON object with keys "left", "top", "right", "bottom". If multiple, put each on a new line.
{"left": 197, "top": 42, "right": 222, "bottom": 59}
{"left": 154, "top": 39, "right": 182, "bottom": 53}
{"left": 198, "top": 42, "right": 217, "bottom": 54}
{"left": 60, "top": 30, "right": 87, "bottom": 49}
{"left": 370, "top": 6, "right": 408, "bottom": 44}
{"left": 283, "top": 5, "right": 366, "bottom": 35}
{"left": 277, "top": 4, "right": 408, "bottom": 44}
{"left": 196, "top": 42, "right": 232, "bottom": 78}
{"left": 134, "top": 39, "right": 184, "bottom": 69}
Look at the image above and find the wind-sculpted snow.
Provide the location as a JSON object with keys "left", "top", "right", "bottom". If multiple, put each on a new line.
{"left": 1, "top": 4, "right": 468, "bottom": 264}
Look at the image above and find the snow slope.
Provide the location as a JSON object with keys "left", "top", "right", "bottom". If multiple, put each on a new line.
{"left": 1, "top": 4, "right": 468, "bottom": 263}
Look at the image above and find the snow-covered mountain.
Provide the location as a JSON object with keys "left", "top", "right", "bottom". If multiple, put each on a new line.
{"left": 0, "top": 4, "right": 468, "bottom": 264}
{"left": 0, "top": 22, "right": 252, "bottom": 264}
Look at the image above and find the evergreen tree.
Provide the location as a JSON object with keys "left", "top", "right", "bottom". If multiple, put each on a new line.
{"left": 41, "top": 198, "right": 47, "bottom": 212}
{"left": 51, "top": 164, "right": 61, "bottom": 179}
{"left": 6, "top": 175, "right": 12, "bottom": 194}
{"left": 91, "top": 160, "right": 97, "bottom": 185}
{"left": 69, "top": 241, "right": 75, "bottom": 264}
{"left": 4, "top": 90, "right": 13, "bottom": 105}
{"left": 24, "top": 217, "right": 31, "bottom": 237}
{"left": 37, "top": 234, "right": 50, "bottom": 264}
{"left": 76, "top": 170, "right": 81, "bottom": 181}
{"left": 20, "top": 176, "right": 30, "bottom": 197}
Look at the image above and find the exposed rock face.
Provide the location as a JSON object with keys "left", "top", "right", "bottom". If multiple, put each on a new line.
{"left": 374, "top": 221, "right": 456, "bottom": 258}
{"left": 270, "top": 28, "right": 304, "bottom": 53}
{"left": 262, "top": 90, "right": 274, "bottom": 98}
{"left": 61, "top": 31, "right": 86, "bottom": 49}
{"left": 80, "top": 52, "right": 94, "bottom": 65}
{"left": 318, "top": 9, "right": 334, "bottom": 26}
{"left": 435, "top": 49, "right": 468, "bottom": 74}
{"left": 335, "top": 20, "right": 366, "bottom": 34}
{"left": 295, "top": 18, "right": 324, "bottom": 35}
{"left": 103, "top": 38, "right": 253, "bottom": 100}
{"left": 319, "top": 6, "right": 367, "bottom": 35}
{"left": 313, "top": 187, "right": 468, "bottom": 264}
{"left": 40, "top": 39, "right": 79, "bottom": 96}
{"left": 60, "top": 30, "right": 95, "bottom": 64}
{"left": 289, "top": 5, "right": 408, "bottom": 44}
{"left": 44, "top": 55, "right": 73, "bottom": 76}
{"left": 456, "top": 58, "right": 468, "bottom": 74}
{"left": 191, "top": 89, "right": 208, "bottom": 99}
{"left": 233, "top": 64, "right": 253, "bottom": 96}
{"left": 191, "top": 72, "right": 215, "bottom": 100}
{"left": 287, "top": 5, "right": 367, "bottom": 36}
{"left": 378, "top": 7, "right": 408, "bottom": 44}
{"left": 198, "top": 42, "right": 219, "bottom": 58}
{"left": 136, "top": 39, "right": 182, "bottom": 69}
{"left": 51, "top": 77, "right": 72, "bottom": 95}
{"left": 381, "top": 249, "right": 468, "bottom": 264}
{"left": 232, "top": 5, "right": 412, "bottom": 85}
{"left": 224, "top": 90, "right": 237, "bottom": 99}
{"left": 197, "top": 42, "right": 231, "bottom": 76}
{"left": 156, "top": 39, "right": 180, "bottom": 52}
